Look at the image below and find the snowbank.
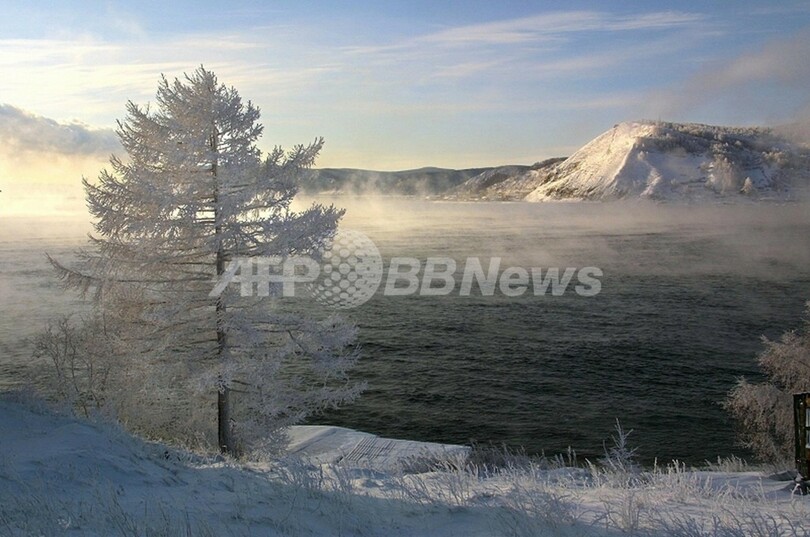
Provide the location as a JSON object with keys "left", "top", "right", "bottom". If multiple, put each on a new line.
{"left": 1, "top": 398, "right": 807, "bottom": 536}
{"left": 287, "top": 425, "right": 469, "bottom": 471}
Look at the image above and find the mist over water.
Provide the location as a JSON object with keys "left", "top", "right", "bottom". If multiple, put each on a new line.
{"left": 303, "top": 197, "right": 810, "bottom": 463}
{"left": 0, "top": 217, "right": 91, "bottom": 386}
{"left": 2, "top": 199, "right": 809, "bottom": 464}
{"left": 304, "top": 197, "right": 810, "bottom": 277}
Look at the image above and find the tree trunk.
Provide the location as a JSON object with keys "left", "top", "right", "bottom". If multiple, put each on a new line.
{"left": 211, "top": 124, "right": 235, "bottom": 455}
{"left": 216, "top": 286, "right": 234, "bottom": 454}
{"left": 218, "top": 384, "right": 232, "bottom": 454}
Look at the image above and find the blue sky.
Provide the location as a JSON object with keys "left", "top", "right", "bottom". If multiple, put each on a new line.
{"left": 1, "top": 0, "right": 810, "bottom": 214}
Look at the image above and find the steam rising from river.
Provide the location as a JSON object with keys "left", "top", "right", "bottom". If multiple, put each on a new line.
{"left": 293, "top": 197, "right": 810, "bottom": 281}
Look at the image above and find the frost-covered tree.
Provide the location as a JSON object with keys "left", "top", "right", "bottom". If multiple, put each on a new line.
{"left": 52, "top": 67, "right": 362, "bottom": 455}
{"left": 33, "top": 314, "right": 121, "bottom": 418}
{"left": 725, "top": 303, "right": 810, "bottom": 463}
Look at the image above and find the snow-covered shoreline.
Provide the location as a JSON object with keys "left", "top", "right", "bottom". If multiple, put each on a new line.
{"left": 1, "top": 397, "right": 808, "bottom": 536}
{"left": 287, "top": 425, "right": 469, "bottom": 472}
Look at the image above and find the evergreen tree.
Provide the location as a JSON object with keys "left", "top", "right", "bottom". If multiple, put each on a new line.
{"left": 52, "top": 67, "right": 361, "bottom": 455}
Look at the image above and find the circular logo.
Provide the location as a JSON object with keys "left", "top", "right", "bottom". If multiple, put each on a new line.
{"left": 307, "top": 229, "right": 383, "bottom": 309}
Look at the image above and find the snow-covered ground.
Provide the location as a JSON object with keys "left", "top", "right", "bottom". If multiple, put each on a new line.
{"left": 1, "top": 396, "right": 808, "bottom": 536}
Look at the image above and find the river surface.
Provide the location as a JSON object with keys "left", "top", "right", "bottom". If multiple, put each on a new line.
{"left": 2, "top": 199, "right": 809, "bottom": 463}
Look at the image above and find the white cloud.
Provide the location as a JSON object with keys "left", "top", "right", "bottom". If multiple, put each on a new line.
{"left": 418, "top": 10, "right": 704, "bottom": 46}
{"left": 333, "top": 9, "right": 713, "bottom": 94}
{"left": 344, "top": 10, "right": 705, "bottom": 56}
{"left": 0, "top": 6, "right": 794, "bottom": 172}
{"left": 0, "top": 104, "right": 119, "bottom": 157}
{"left": 0, "top": 9, "right": 710, "bottom": 130}
{"left": 0, "top": 106, "right": 117, "bottom": 216}
{"left": 0, "top": 30, "right": 315, "bottom": 127}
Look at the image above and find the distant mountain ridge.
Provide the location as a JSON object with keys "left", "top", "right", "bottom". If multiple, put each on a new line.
{"left": 300, "top": 167, "right": 491, "bottom": 195}
{"left": 442, "top": 158, "right": 565, "bottom": 200}
{"left": 301, "top": 120, "right": 810, "bottom": 202}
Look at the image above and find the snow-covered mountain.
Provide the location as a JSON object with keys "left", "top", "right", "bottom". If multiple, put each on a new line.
{"left": 525, "top": 120, "right": 810, "bottom": 202}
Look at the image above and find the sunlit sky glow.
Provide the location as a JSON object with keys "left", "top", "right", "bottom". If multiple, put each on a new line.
{"left": 2, "top": 0, "right": 810, "bottom": 215}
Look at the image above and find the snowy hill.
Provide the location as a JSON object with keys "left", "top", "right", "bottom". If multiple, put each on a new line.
{"left": 2, "top": 396, "right": 808, "bottom": 535}
{"left": 525, "top": 120, "right": 810, "bottom": 201}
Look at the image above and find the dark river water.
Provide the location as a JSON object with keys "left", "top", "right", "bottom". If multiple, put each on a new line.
{"left": 2, "top": 199, "right": 809, "bottom": 464}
